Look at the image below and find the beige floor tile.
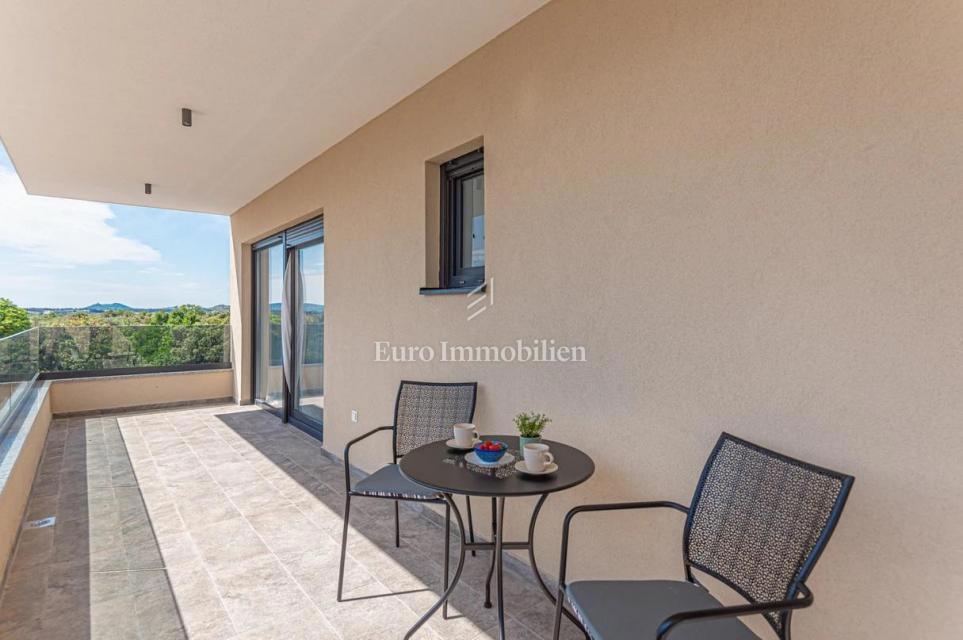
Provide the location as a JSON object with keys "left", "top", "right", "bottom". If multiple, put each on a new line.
{"left": 245, "top": 504, "right": 325, "bottom": 558}
{"left": 223, "top": 479, "right": 289, "bottom": 518}
{"left": 189, "top": 517, "right": 271, "bottom": 570}
{"left": 127, "top": 570, "right": 186, "bottom": 639}
{"left": 229, "top": 612, "right": 340, "bottom": 640}
{"left": 0, "top": 403, "right": 567, "bottom": 640}
{"left": 155, "top": 529, "right": 199, "bottom": 567}
{"left": 212, "top": 553, "right": 294, "bottom": 595}
{"left": 218, "top": 579, "right": 317, "bottom": 635}
{"left": 166, "top": 560, "right": 236, "bottom": 639}
{"left": 173, "top": 487, "right": 242, "bottom": 530}
{"left": 277, "top": 541, "right": 377, "bottom": 603}
{"left": 325, "top": 584, "right": 426, "bottom": 640}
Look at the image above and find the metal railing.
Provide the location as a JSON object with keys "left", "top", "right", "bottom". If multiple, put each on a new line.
{"left": 0, "top": 327, "right": 39, "bottom": 432}
{"left": 36, "top": 325, "right": 231, "bottom": 377}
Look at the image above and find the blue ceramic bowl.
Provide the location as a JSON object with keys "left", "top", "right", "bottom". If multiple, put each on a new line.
{"left": 473, "top": 440, "right": 508, "bottom": 463}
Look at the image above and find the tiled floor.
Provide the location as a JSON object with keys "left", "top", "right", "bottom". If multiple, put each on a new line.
{"left": 0, "top": 404, "right": 583, "bottom": 639}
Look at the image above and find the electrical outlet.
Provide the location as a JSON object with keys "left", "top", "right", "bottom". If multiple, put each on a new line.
{"left": 351, "top": 410, "right": 358, "bottom": 423}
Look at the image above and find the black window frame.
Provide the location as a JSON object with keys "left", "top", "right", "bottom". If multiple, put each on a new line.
{"left": 440, "top": 148, "right": 485, "bottom": 288}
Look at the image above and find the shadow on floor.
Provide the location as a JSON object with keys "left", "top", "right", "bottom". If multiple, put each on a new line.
{"left": 0, "top": 416, "right": 185, "bottom": 640}
{"left": 214, "top": 410, "right": 585, "bottom": 640}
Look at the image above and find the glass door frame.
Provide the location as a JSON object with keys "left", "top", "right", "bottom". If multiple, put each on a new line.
{"left": 251, "top": 234, "right": 285, "bottom": 419}
{"left": 284, "top": 236, "right": 324, "bottom": 438}
{"left": 250, "top": 215, "right": 324, "bottom": 440}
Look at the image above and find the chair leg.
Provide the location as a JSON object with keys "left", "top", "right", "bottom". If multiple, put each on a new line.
{"left": 394, "top": 500, "right": 401, "bottom": 548}
{"left": 337, "top": 494, "right": 351, "bottom": 602}
{"left": 442, "top": 501, "right": 451, "bottom": 619}
{"left": 552, "top": 586, "right": 566, "bottom": 640}
{"left": 466, "top": 496, "right": 476, "bottom": 557}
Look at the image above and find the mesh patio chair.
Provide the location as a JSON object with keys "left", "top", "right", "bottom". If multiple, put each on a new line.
{"left": 338, "top": 380, "right": 478, "bottom": 612}
{"left": 553, "top": 432, "right": 854, "bottom": 640}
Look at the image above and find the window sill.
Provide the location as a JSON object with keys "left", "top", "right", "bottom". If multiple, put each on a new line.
{"left": 419, "top": 285, "right": 485, "bottom": 296}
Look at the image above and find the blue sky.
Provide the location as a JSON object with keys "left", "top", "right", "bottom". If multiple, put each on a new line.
{"left": 0, "top": 144, "right": 229, "bottom": 309}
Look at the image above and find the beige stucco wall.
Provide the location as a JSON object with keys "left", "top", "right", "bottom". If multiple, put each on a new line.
{"left": 50, "top": 369, "right": 234, "bottom": 415}
{"left": 229, "top": 1, "right": 963, "bottom": 637}
{"left": 0, "top": 384, "right": 51, "bottom": 580}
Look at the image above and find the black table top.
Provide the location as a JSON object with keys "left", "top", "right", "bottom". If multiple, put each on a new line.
{"left": 399, "top": 435, "right": 595, "bottom": 497}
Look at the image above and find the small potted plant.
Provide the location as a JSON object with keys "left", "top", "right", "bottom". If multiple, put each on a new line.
{"left": 515, "top": 412, "right": 551, "bottom": 450}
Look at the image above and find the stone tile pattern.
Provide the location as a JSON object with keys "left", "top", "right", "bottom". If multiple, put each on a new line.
{"left": 0, "top": 416, "right": 183, "bottom": 639}
{"left": 0, "top": 404, "right": 584, "bottom": 640}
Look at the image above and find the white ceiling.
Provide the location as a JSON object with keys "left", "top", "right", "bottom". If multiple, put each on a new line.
{"left": 0, "top": 0, "right": 547, "bottom": 214}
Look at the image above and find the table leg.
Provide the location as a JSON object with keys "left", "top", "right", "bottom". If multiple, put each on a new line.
{"left": 466, "top": 496, "right": 477, "bottom": 557}
{"left": 404, "top": 493, "right": 467, "bottom": 640}
{"left": 443, "top": 501, "right": 450, "bottom": 619}
{"left": 494, "top": 496, "right": 507, "bottom": 640}
{"left": 526, "top": 493, "right": 589, "bottom": 639}
{"left": 484, "top": 496, "right": 496, "bottom": 608}
{"left": 406, "top": 491, "right": 586, "bottom": 640}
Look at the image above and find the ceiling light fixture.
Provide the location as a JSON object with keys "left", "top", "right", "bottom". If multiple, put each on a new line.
{"left": 181, "top": 108, "right": 192, "bottom": 127}
{"left": 145, "top": 183, "right": 152, "bottom": 195}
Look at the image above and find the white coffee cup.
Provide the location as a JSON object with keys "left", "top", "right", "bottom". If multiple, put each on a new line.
{"left": 523, "top": 443, "right": 555, "bottom": 472}
{"left": 453, "top": 423, "right": 477, "bottom": 447}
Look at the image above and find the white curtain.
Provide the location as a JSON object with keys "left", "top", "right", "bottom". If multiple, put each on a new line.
{"left": 281, "top": 255, "right": 294, "bottom": 393}
{"left": 281, "top": 252, "right": 307, "bottom": 400}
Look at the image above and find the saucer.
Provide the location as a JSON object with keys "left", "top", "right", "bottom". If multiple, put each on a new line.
{"left": 465, "top": 451, "right": 515, "bottom": 468}
{"left": 514, "top": 460, "right": 558, "bottom": 476}
{"left": 445, "top": 437, "right": 480, "bottom": 451}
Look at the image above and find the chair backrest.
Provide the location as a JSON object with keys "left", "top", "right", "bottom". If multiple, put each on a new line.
{"left": 683, "top": 433, "right": 853, "bottom": 638}
{"left": 392, "top": 381, "right": 477, "bottom": 458}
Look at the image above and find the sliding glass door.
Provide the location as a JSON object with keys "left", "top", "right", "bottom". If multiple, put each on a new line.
{"left": 289, "top": 241, "right": 324, "bottom": 427}
{"left": 251, "top": 216, "right": 324, "bottom": 439}
{"left": 253, "top": 242, "right": 283, "bottom": 410}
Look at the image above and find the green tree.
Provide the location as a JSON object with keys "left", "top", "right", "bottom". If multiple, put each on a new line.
{"left": 84, "top": 325, "right": 117, "bottom": 369}
{"left": 39, "top": 327, "right": 82, "bottom": 371}
{"left": 0, "top": 298, "right": 31, "bottom": 338}
{"left": 170, "top": 324, "right": 229, "bottom": 364}
{"left": 125, "top": 325, "right": 174, "bottom": 366}
{"left": 35, "top": 304, "right": 229, "bottom": 371}
{"left": 128, "top": 306, "right": 227, "bottom": 365}
{"left": 163, "top": 304, "right": 206, "bottom": 326}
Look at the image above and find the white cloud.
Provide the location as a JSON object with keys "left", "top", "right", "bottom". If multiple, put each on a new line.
{"left": 0, "top": 167, "right": 160, "bottom": 265}
{"left": 138, "top": 266, "right": 185, "bottom": 277}
{"left": 0, "top": 270, "right": 210, "bottom": 309}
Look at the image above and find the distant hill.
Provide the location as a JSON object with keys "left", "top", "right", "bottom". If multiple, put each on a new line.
{"left": 27, "top": 302, "right": 230, "bottom": 314}
{"left": 25, "top": 302, "right": 320, "bottom": 315}
{"left": 85, "top": 302, "right": 134, "bottom": 313}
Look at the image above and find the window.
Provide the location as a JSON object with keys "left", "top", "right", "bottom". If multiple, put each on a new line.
{"left": 441, "top": 148, "right": 484, "bottom": 288}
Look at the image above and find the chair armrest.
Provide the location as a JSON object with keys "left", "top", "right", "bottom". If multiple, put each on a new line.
{"left": 656, "top": 583, "right": 814, "bottom": 640}
{"left": 557, "top": 501, "right": 689, "bottom": 591}
{"left": 343, "top": 426, "right": 393, "bottom": 493}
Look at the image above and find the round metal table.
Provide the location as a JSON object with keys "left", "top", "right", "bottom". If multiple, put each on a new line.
{"left": 399, "top": 435, "right": 595, "bottom": 640}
